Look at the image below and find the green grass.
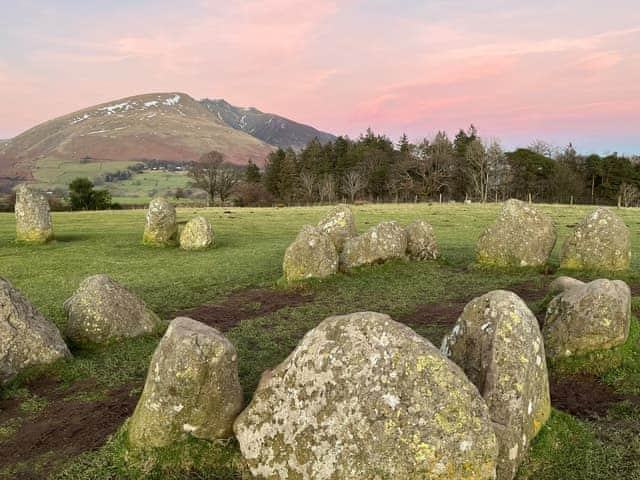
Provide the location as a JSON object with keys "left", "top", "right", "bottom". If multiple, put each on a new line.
{"left": 32, "top": 157, "right": 139, "bottom": 191}
{"left": 0, "top": 203, "right": 638, "bottom": 479}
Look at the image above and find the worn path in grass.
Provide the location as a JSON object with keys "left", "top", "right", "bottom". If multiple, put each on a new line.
{"left": 0, "top": 204, "right": 639, "bottom": 479}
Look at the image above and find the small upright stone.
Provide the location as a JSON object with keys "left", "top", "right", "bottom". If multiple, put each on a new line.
{"left": 143, "top": 197, "right": 177, "bottom": 246}
{"left": 544, "top": 279, "right": 631, "bottom": 359}
{"left": 234, "top": 312, "right": 498, "bottom": 479}
{"left": 317, "top": 204, "right": 357, "bottom": 251}
{"left": 560, "top": 208, "right": 631, "bottom": 271}
{"left": 0, "top": 277, "right": 70, "bottom": 382}
{"left": 340, "top": 221, "right": 407, "bottom": 270}
{"left": 180, "top": 215, "right": 214, "bottom": 250}
{"left": 405, "top": 220, "right": 440, "bottom": 260}
{"left": 477, "top": 199, "right": 556, "bottom": 267}
{"left": 548, "top": 276, "right": 585, "bottom": 295}
{"left": 283, "top": 225, "right": 338, "bottom": 282}
{"left": 64, "top": 274, "right": 161, "bottom": 345}
{"left": 442, "top": 290, "right": 550, "bottom": 480}
{"left": 14, "top": 184, "right": 54, "bottom": 243}
{"left": 128, "top": 317, "right": 243, "bottom": 448}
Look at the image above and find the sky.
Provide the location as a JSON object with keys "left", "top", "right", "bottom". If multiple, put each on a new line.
{"left": 1, "top": 0, "right": 639, "bottom": 154}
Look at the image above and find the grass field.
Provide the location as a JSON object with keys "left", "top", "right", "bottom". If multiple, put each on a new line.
{"left": 0, "top": 203, "right": 639, "bottom": 479}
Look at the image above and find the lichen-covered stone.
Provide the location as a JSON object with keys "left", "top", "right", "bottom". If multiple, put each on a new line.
{"left": 64, "top": 274, "right": 161, "bottom": 345}
{"left": 442, "top": 291, "right": 550, "bottom": 480}
{"left": 543, "top": 279, "right": 631, "bottom": 359}
{"left": 560, "top": 208, "right": 631, "bottom": 271}
{"left": 14, "top": 184, "right": 54, "bottom": 243}
{"left": 405, "top": 219, "right": 440, "bottom": 260}
{"left": 340, "top": 221, "right": 407, "bottom": 270}
{"left": 548, "top": 276, "right": 585, "bottom": 295}
{"left": 283, "top": 225, "right": 338, "bottom": 282}
{"left": 128, "top": 317, "right": 243, "bottom": 448}
{"left": 234, "top": 311, "right": 498, "bottom": 480}
{"left": 143, "top": 197, "right": 177, "bottom": 246}
{"left": 179, "top": 215, "right": 214, "bottom": 250}
{"left": 317, "top": 204, "right": 357, "bottom": 251}
{"left": 477, "top": 199, "right": 556, "bottom": 267}
{"left": 0, "top": 277, "right": 70, "bottom": 382}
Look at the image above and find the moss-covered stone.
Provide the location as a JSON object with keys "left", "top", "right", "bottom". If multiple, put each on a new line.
{"left": 442, "top": 290, "right": 550, "bottom": 480}
{"left": 0, "top": 277, "right": 70, "bottom": 382}
{"left": 560, "top": 208, "right": 631, "bottom": 271}
{"left": 64, "top": 274, "right": 161, "bottom": 345}
{"left": 234, "top": 311, "right": 498, "bottom": 479}
{"left": 128, "top": 317, "right": 243, "bottom": 448}
{"left": 14, "top": 184, "right": 54, "bottom": 244}
{"left": 283, "top": 225, "right": 338, "bottom": 282}
{"left": 405, "top": 219, "right": 440, "bottom": 260}
{"left": 477, "top": 199, "right": 556, "bottom": 267}
{"left": 543, "top": 279, "right": 631, "bottom": 359}
{"left": 179, "top": 215, "right": 214, "bottom": 250}
{"left": 548, "top": 276, "right": 585, "bottom": 295}
{"left": 340, "top": 221, "right": 407, "bottom": 271}
{"left": 143, "top": 197, "right": 177, "bottom": 246}
{"left": 317, "top": 204, "right": 357, "bottom": 252}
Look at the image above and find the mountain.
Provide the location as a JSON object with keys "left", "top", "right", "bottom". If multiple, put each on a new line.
{"left": 0, "top": 92, "right": 274, "bottom": 179}
{"left": 200, "top": 99, "right": 335, "bottom": 150}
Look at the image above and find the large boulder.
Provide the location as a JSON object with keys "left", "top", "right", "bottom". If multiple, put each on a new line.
{"left": 340, "top": 221, "right": 407, "bottom": 270}
{"left": 283, "top": 225, "right": 338, "bottom": 282}
{"left": 179, "top": 215, "right": 215, "bottom": 250}
{"left": 234, "top": 312, "right": 498, "bottom": 480}
{"left": 548, "top": 276, "right": 585, "bottom": 295}
{"left": 442, "top": 291, "right": 550, "bottom": 480}
{"left": 317, "top": 204, "right": 357, "bottom": 251}
{"left": 128, "top": 317, "right": 243, "bottom": 448}
{"left": 477, "top": 199, "right": 556, "bottom": 267}
{"left": 405, "top": 219, "right": 440, "bottom": 260}
{"left": 0, "top": 277, "right": 70, "bottom": 382}
{"left": 543, "top": 279, "right": 631, "bottom": 359}
{"left": 143, "top": 197, "right": 178, "bottom": 246}
{"left": 14, "top": 184, "right": 54, "bottom": 243}
{"left": 560, "top": 208, "right": 631, "bottom": 271}
{"left": 64, "top": 274, "right": 161, "bottom": 345}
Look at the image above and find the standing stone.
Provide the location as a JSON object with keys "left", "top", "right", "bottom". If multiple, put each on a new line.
{"left": 442, "top": 291, "right": 550, "bottom": 480}
{"left": 405, "top": 219, "right": 440, "bottom": 260}
{"left": 340, "top": 221, "right": 408, "bottom": 270}
{"left": 548, "top": 276, "right": 585, "bottom": 295}
{"left": 477, "top": 199, "right": 556, "bottom": 267}
{"left": 64, "top": 274, "right": 161, "bottom": 345}
{"left": 543, "top": 279, "right": 631, "bottom": 359}
{"left": 143, "top": 197, "right": 177, "bottom": 246}
{"left": 283, "top": 225, "right": 338, "bottom": 282}
{"left": 560, "top": 208, "right": 631, "bottom": 271}
{"left": 0, "top": 277, "right": 70, "bottom": 382}
{"left": 317, "top": 204, "right": 357, "bottom": 251}
{"left": 234, "top": 312, "right": 498, "bottom": 480}
{"left": 14, "top": 184, "right": 54, "bottom": 243}
{"left": 180, "top": 215, "right": 215, "bottom": 250}
{"left": 128, "top": 317, "right": 243, "bottom": 448}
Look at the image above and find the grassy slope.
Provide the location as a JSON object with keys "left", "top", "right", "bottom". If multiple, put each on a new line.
{"left": 0, "top": 203, "right": 638, "bottom": 479}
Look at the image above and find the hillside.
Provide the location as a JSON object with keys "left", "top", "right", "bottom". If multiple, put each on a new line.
{"left": 0, "top": 93, "right": 274, "bottom": 179}
{"left": 200, "top": 99, "right": 335, "bottom": 149}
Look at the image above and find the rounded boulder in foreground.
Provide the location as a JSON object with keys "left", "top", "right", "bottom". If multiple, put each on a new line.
{"left": 317, "top": 204, "right": 357, "bottom": 251}
{"left": 477, "top": 199, "right": 556, "bottom": 267}
{"left": 64, "top": 274, "right": 161, "bottom": 345}
{"left": 180, "top": 215, "right": 215, "bottom": 250}
{"left": 234, "top": 311, "right": 498, "bottom": 480}
{"left": 283, "top": 225, "right": 338, "bottom": 282}
{"left": 560, "top": 208, "right": 631, "bottom": 271}
{"left": 405, "top": 219, "right": 440, "bottom": 260}
{"left": 340, "top": 221, "right": 407, "bottom": 270}
{"left": 128, "top": 317, "right": 243, "bottom": 448}
{"left": 143, "top": 197, "right": 178, "bottom": 246}
{"left": 14, "top": 184, "right": 54, "bottom": 243}
{"left": 442, "top": 290, "right": 550, "bottom": 480}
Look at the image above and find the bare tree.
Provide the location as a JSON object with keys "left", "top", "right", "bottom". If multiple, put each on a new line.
{"left": 299, "top": 170, "right": 317, "bottom": 204}
{"left": 218, "top": 168, "right": 240, "bottom": 204}
{"left": 189, "top": 150, "right": 239, "bottom": 206}
{"left": 619, "top": 183, "right": 640, "bottom": 207}
{"left": 412, "top": 133, "right": 452, "bottom": 200}
{"left": 528, "top": 139, "right": 557, "bottom": 158}
{"left": 342, "top": 170, "right": 365, "bottom": 203}
{"left": 465, "top": 138, "right": 490, "bottom": 202}
{"left": 319, "top": 174, "right": 336, "bottom": 203}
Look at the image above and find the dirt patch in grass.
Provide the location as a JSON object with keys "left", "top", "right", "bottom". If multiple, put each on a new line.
{"left": 0, "top": 376, "right": 140, "bottom": 475}
{"left": 402, "top": 279, "right": 548, "bottom": 327}
{"left": 550, "top": 374, "right": 640, "bottom": 419}
{"left": 175, "top": 287, "right": 315, "bottom": 331}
